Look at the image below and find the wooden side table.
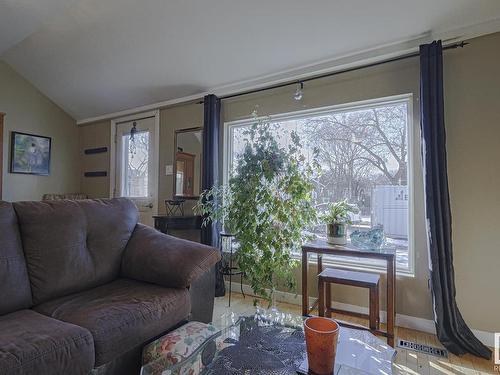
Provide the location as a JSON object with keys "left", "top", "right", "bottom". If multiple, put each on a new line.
{"left": 301, "top": 240, "right": 396, "bottom": 347}
{"left": 153, "top": 215, "right": 202, "bottom": 234}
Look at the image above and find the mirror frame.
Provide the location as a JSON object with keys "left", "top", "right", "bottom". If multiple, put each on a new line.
{"left": 173, "top": 127, "right": 203, "bottom": 200}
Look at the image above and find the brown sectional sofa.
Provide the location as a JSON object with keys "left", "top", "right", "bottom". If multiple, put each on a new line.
{"left": 0, "top": 198, "right": 220, "bottom": 375}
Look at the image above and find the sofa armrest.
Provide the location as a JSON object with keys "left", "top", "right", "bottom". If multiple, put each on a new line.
{"left": 121, "top": 224, "right": 220, "bottom": 289}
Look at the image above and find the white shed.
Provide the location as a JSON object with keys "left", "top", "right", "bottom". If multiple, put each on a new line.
{"left": 371, "top": 185, "right": 408, "bottom": 239}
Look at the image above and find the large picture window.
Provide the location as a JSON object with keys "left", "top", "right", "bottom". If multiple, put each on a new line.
{"left": 224, "top": 95, "right": 414, "bottom": 274}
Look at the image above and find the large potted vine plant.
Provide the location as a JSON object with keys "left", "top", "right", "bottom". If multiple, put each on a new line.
{"left": 322, "top": 200, "right": 358, "bottom": 245}
{"left": 195, "top": 120, "right": 318, "bottom": 306}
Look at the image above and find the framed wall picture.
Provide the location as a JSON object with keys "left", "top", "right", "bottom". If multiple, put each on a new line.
{"left": 10, "top": 131, "right": 51, "bottom": 176}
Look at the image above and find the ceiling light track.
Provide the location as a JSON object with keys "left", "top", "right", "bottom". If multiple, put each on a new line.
{"left": 217, "top": 41, "right": 468, "bottom": 102}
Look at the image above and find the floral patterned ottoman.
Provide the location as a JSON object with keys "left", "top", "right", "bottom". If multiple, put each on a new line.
{"left": 141, "top": 321, "right": 220, "bottom": 375}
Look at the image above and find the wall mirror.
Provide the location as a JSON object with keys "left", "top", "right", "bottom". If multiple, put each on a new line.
{"left": 174, "top": 127, "right": 203, "bottom": 199}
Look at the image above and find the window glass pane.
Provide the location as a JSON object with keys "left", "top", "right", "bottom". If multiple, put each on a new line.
{"left": 229, "top": 100, "right": 410, "bottom": 271}
{"left": 122, "top": 131, "right": 149, "bottom": 197}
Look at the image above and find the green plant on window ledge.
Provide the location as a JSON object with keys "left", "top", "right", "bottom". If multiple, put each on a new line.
{"left": 321, "top": 200, "right": 359, "bottom": 245}
{"left": 195, "top": 118, "right": 318, "bottom": 306}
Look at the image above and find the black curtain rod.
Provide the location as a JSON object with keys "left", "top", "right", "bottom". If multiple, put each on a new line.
{"left": 203, "top": 41, "right": 467, "bottom": 102}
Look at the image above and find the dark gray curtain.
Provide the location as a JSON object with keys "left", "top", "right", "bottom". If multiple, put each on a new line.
{"left": 201, "top": 94, "right": 225, "bottom": 297}
{"left": 420, "top": 41, "right": 491, "bottom": 359}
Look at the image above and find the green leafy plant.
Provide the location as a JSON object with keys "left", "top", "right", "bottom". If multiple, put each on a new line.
{"left": 195, "top": 185, "right": 235, "bottom": 234}
{"left": 321, "top": 200, "right": 359, "bottom": 225}
{"left": 195, "top": 119, "right": 318, "bottom": 305}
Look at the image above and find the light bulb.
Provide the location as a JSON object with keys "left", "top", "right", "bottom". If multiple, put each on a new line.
{"left": 294, "top": 82, "right": 304, "bottom": 101}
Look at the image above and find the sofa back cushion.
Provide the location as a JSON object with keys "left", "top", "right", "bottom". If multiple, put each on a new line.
{"left": 13, "top": 198, "right": 138, "bottom": 305}
{"left": 0, "top": 201, "right": 33, "bottom": 314}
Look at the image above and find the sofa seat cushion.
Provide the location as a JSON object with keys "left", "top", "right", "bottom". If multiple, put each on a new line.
{"left": 34, "top": 278, "right": 191, "bottom": 366}
{"left": 0, "top": 309, "right": 94, "bottom": 375}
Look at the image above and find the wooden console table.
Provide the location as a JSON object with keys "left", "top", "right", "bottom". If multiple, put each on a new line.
{"left": 301, "top": 240, "right": 396, "bottom": 347}
{"left": 153, "top": 215, "right": 202, "bottom": 235}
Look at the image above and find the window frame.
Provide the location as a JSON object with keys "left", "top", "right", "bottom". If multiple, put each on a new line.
{"left": 223, "top": 94, "right": 415, "bottom": 276}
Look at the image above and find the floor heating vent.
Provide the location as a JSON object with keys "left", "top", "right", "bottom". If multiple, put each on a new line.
{"left": 397, "top": 339, "right": 448, "bottom": 358}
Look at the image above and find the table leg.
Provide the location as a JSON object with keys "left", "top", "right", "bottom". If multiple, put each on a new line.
{"left": 369, "top": 286, "right": 378, "bottom": 330}
{"left": 317, "top": 254, "right": 323, "bottom": 316}
{"left": 302, "top": 250, "right": 308, "bottom": 316}
{"left": 325, "top": 282, "right": 331, "bottom": 318}
{"left": 318, "top": 277, "right": 325, "bottom": 317}
{"left": 387, "top": 258, "right": 396, "bottom": 347}
{"left": 318, "top": 254, "right": 332, "bottom": 318}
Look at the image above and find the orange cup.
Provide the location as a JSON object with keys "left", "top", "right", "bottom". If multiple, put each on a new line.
{"left": 303, "top": 317, "right": 340, "bottom": 375}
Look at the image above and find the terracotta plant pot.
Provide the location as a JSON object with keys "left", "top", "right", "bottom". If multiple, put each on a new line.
{"left": 303, "top": 317, "right": 340, "bottom": 375}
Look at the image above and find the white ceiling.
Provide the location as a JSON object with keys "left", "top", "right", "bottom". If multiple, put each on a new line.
{"left": 0, "top": 0, "right": 79, "bottom": 54}
{"left": 1, "top": 0, "right": 500, "bottom": 122}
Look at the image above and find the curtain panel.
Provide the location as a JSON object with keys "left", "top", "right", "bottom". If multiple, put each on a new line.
{"left": 201, "top": 94, "right": 225, "bottom": 297}
{"left": 420, "top": 40, "right": 491, "bottom": 359}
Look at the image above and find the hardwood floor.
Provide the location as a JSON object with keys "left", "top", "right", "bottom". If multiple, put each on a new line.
{"left": 214, "top": 293, "right": 497, "bottom": 375}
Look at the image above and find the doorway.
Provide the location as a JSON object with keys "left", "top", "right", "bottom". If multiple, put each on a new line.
{"left": 110, "top": 110, "right": 159, "bottom": 226}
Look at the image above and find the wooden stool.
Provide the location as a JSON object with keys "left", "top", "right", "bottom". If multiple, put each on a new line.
{"left": 318, "top": 268, "right": 380, "bottom": 330}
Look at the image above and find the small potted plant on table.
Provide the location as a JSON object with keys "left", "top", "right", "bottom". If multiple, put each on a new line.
{"left": 322, "top": 200, "right": 358, "bottom": 245}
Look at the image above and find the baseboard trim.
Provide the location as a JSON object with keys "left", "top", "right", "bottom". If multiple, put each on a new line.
{"left": 223, "top": 281, "right": 495, "bottom": 347}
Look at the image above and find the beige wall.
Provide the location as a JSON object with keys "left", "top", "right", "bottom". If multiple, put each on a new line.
{"left": 79, "top": 120, "right": 110, "bottom": 198}
{"left": 0, "top": 61, "right": 80, "bottom": 201}
{"left": 76, "top": 102, "right": 204, "bottom": 207}
{"left": 159, "top": 103, "right": 204, "bottom": 214}
{"left": 444, "top": 32, "right": 500, "bottom": 333}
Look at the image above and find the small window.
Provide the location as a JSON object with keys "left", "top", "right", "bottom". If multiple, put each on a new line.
{"left": 224, "top": 95, "right": 414, "bottom": 274}
{"left": 121, "top": 131, "right": 150, "bottom": 198}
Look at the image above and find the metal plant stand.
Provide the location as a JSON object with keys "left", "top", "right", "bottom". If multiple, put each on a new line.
{"left": 219, "top": 232, "right": 245, "bottom": 307}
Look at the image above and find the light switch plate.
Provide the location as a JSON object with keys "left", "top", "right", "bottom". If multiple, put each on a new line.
{"left": 165, "top": 165, "right": 173, "bottom": 175}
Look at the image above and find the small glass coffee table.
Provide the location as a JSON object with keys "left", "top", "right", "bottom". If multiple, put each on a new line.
{"left": 141, "top": 308, "right": 395, "bottom": 375}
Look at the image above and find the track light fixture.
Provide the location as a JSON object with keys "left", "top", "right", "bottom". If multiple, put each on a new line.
{"left": 294, "top": 82, "right": 304, "bottom": 101}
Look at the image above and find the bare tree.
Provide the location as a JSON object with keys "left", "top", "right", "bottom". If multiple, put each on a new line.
{"left": 301, "top": 103, "right": 408, "bottom": 212}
